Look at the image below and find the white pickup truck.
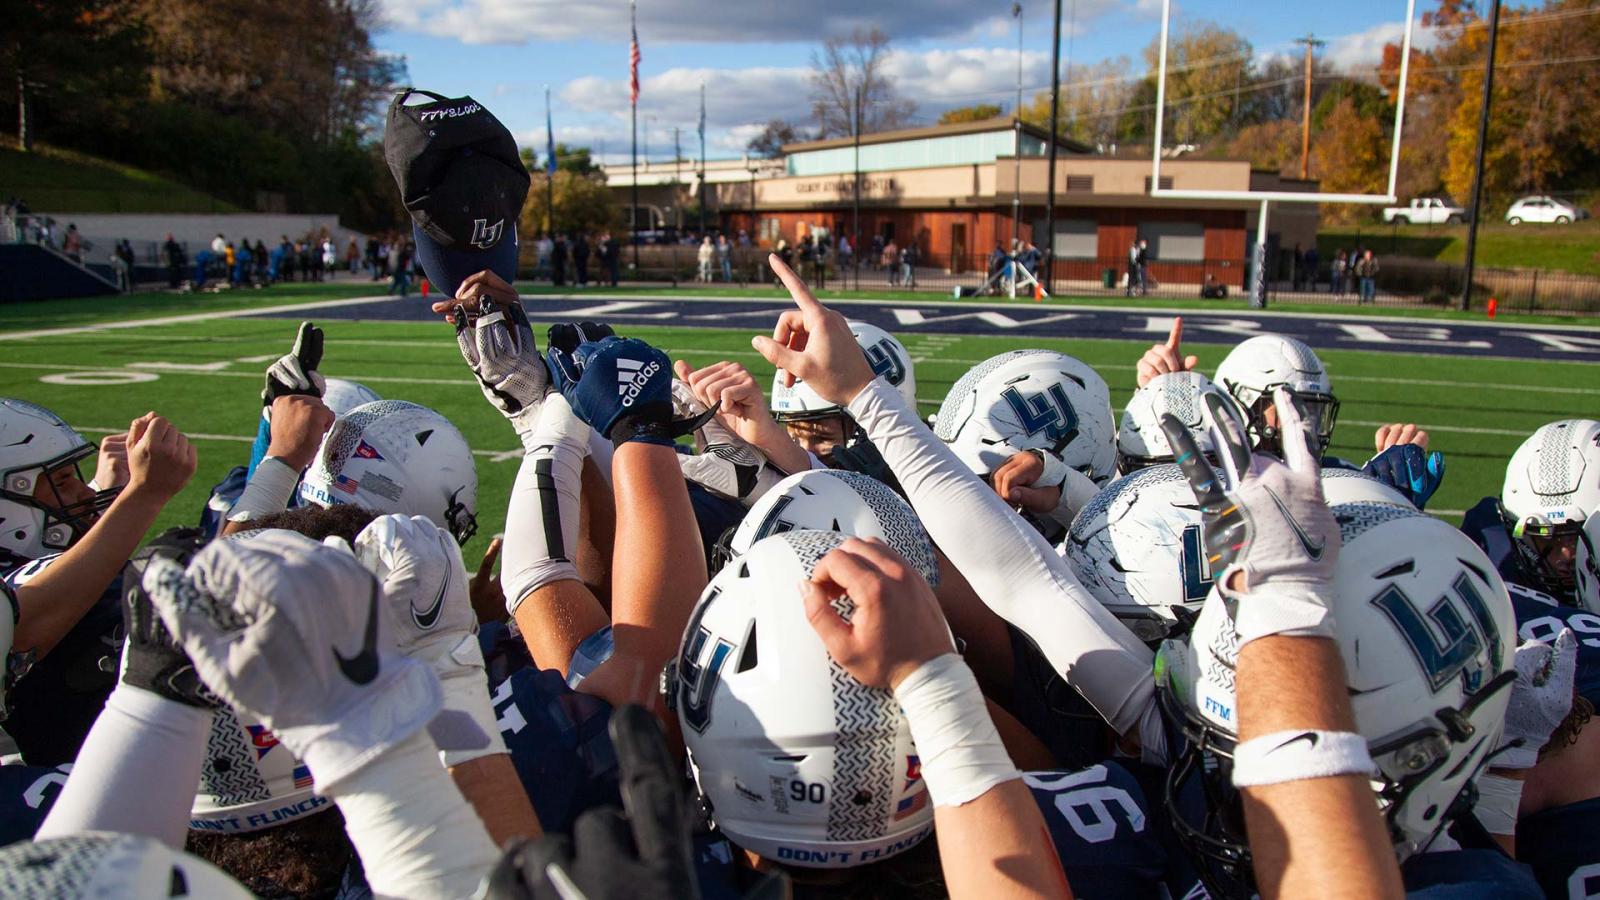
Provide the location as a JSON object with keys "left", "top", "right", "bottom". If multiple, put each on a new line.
{"left": 1381, "top": 197, "right": 1466, "bottom": 225}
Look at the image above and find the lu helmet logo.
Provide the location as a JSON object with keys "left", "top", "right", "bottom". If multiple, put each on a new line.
{"left": 615, "top": 357, "right": 661, "bottom": 408}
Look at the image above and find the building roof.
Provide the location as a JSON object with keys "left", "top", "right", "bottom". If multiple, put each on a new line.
{"left": 782, "top": 117, "right": 1092, "bottom": 156}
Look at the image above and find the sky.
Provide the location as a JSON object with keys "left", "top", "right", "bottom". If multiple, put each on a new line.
{"left": 375, "top": 0, "right": 1437, "bottom": 164}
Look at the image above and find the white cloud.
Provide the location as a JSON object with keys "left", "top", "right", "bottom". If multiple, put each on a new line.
{"left": 1324, "top": 18, "right": 1441, "bottom": 73}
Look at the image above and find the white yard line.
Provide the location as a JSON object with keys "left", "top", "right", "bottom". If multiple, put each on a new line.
{"left": 0, "top": 295, "right": 400, "bottom": 342}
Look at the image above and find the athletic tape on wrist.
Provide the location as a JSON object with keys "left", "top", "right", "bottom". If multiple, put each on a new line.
{"left": 1030, "top": 449, "right": 1070, "bottom": 489}
{"left": 1231, "top": 729, "right": 1375, "bottom": 788}
{"left": 226, "top": 457, "right": 302, "bottom": 523}
{"left": 1472, "top": 772, "right": 1524, "bottom": 836}
{"left": 893, "top": 653, "right": 1018, "bottom": 807}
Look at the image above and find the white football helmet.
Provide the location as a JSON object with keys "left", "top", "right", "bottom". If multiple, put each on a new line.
{"left": 298, "top": 400, "right": 478, "bottom": 544}
{"left": 1116, "top": 371, "right": 1218, "bottom": 474}
{"left": 1212, "top": 335, "right": 1339, "bottom": 455}
{"left": 320, "top": 378, "right": 382, "bottom": 417}
{"left": 1156, "top": 502, "right": 1515, "bottom": 895}
{"left": 190, "top": 706, "right": 327, "bottom": 835}
{"left": 1500, "top": 419, "right": 1600, "bottom": 598}
{"left": 934, "top": 350, "right": 1116, "bottom": 484}
{"left": 0, "top": 832, "right": 252, "bottom": 898}
{"left": 771, "top": 322, "right": 915, "bottom": 422}
{"left": 1320, "top": 467, "right": 1413, "bottom": 507}
{"left": 715, "top": 469, "right": 938, "bottom": 587}
{"left": 1576, "top": 515, "right": 1600, "bottom": 614}
{"left": 667, "top": 530, "right": 935, "bottom": 868}
{"left": 1063, "top": 465, "right": 1208, "bottom": 642}
{"left": 0, "top": 398, "right": 118, "bottom": 562}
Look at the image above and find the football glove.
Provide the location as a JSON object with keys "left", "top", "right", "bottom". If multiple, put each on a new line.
{"left": 1160, "top": 386, "right": 1340, "bottom": 646}
{"left": 262, "top": 321, "right": 326, "bottom": 406}
{"left": 119, "top": 527, "right": 218, "bottom": 709}
{"left": 454, "top": 298, "right": 551, "bottom": 444}
{"left": 142, "top": 529, "right": 445, "bottom": 790}
{"left": 1498, "top": 628, "right": 1579, "bottom": 769}
{"left": 1362, "top": 443, "right": 1445, "bottom": 510}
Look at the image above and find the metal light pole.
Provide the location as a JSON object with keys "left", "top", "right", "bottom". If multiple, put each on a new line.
{"left": 1012, "top": 2, "right": 1023, "bottom": 254}
{"left": 853, "top": 85, "right": 862, "bottom": 292}
{"left": 1460, "top": 0, "right": 1503, "bottom": 311}
{"left": 1044, "top": 0, "right": 1062, "bottom": 293}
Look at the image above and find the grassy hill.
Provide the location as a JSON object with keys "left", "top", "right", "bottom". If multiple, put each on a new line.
{"left": 1319, "top": 220, "right": 1600, "bottom": 276}
{"left": 0, "top": 141, "right": 240, "bottom": 214}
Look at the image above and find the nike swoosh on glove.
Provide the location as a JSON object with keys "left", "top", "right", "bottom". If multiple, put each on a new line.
{"left": 454, "top": 298, "right": 550, "bottom": 444}
{"left": 1362, "top": 443, "right": 1446, "bottom": 510}
{"left": 1498, "top": 628, "right": 1579, "bottom": 769}
{"left": 142, "top": 528, "right": 444, "bottom": 791}
{"left": 262, "top": 321, "right": 326, "bottom": 406}
{"left": 354, "top": 514, "right": 501, "bottom": 766}
{"left": 1161, "top": 386, "right": 1340, "bottom": 646}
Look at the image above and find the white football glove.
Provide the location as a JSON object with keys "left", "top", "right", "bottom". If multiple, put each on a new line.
{"left": 143, "top": 529, "right": 444, "bottom": 791}
{"left": 1498, "top": 628, "right": 1579, "bottom": 769}
{"left": 354, "top": 514, "right": 506, "bottom": 767}
{"left": 1161, "top": 387, "right": 1340, "bottom": 646}
{"left": 454, "top": 299, "right": 550, "bottom": 445}
{"left": 262, "top": 321, "right": 326, "bottom": 406}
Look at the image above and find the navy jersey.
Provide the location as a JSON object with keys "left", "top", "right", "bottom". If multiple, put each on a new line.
{"left": 0, "top": 763, "right": 71, "bottom": 847}
{"left": 2, "top": 555, "right": 121, "bottom": 766}
{"left": 687, "top": 480, "right": 748, "bottom": 573}
{"left": 1026, "top": 762, "right": 1171, "bottom": 900}
{"left": 1508, "top": 582, "right": 1600, "bottom": 706}
{"left": 199, "top": 464, "right": 250, "bottom": 540}
{"left": 486, "top": 664, "right": 620, "bottom": 835}
{"left": 1402, "top": 848, "right": 1544, "bottom": 899}
{"left": 1517, "top": 797, "right": 1600, "bottom": 900}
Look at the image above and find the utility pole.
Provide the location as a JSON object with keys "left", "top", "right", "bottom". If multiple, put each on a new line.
{"left": 1044, "top": 0, "right": 1062, "bottom": 293}
{"left": 1012, "top": 2, "right": 1023, "bottom": 254}
{"left": 853, "top": 85, "right": 862, "bottom": 291}
{"left": 1296, "top": 34, "right": 1323, "bottom": 181}
{"left": 672, "top": 126, "right": 682, "bottom": 232}
{"left": 1461, "top": 0, "right": 1503, "bottom": 311}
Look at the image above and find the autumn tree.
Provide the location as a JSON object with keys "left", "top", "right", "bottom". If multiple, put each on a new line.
{"left": 809, "top": 28, "right": 916, "bottom": 138}
{"left": 746, "top": 119, "right": 806, "bottom": 157}
{"left": 1312, "top": 98, "right": 1388, "bottom": 222}
{"left": 1141, "top": 22, "right": 1254, "bottom": 145}
{"left": 523, "top": 170, "right": 623, "bottom": 237}
{"left": 939, "top": 103, "right": 1004, "bottom": 125}
{"left": 1020, "top": 58, "right": 1138, "bottom": 148}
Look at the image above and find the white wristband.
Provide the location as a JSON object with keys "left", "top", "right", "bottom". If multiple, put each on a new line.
{"left": 1472, "top": 772, "right": 1524, "bottom": 836}
{"left": 1231, "top": 729, "right": 1375, "bottom": 787}
{"left": 893, "top": 653, "right": 1018, "bottom": 807}
{"left": 226, "top": 456, "right": 302, "bottom": 523}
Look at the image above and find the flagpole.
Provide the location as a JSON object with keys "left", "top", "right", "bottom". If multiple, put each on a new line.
{"left": 544, "top": 86, "right": 555, "bottom": 238}
{"left": 630, "top": 0, "right": 640, "bottom": 274}
{"left": 698, "top": 82, "right": 707, "bottom": 236}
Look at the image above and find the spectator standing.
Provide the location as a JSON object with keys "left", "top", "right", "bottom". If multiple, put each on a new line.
{"left": 1137, "top": 239, "right": 1150, "bottom": 295}
{"left": 1125, "top": 238, "right": 1140, "bottom": 296}
{"left": 774, "top": 239, "right": 792, "bottom": 285}
{"left": 551, "top": 233, "right": 569, "bottom": 286}
{"left": 737, "top": 228, "right": 750, "bottom": 248}
{"left": 389, "top": 241, "right": 413, "bottom": 296}
{"left": 62, "top": 224, "right": 83, "bottom": 262}
{"left": 376, "top": 240, "right": 390, "bottom": 280}
{"left": 109, "top": 244, "right": 130, "bottom": 293}
{"left": 1303, "top": 245, "right": 1319, "bottom": 292}
{"left": 573, "top": 232, "right": 591, "bottom": 287}
{"left": 321, "top": 238, "right": 337, "bottom": 278}
{"left": 365, "top": 236, "right": 380, "bottom": 278}
{"left": 697, "top": 236, "right": 714, "bottom": 282}
{"left": 883, "top": 237, "right": 900, "bottom": 286}
{"left": 1331, "top": 249, "right": 1348, "bottom": 296}
{"left": 536, "top": 232, "right": 553, "bottom": 281}
{"left": 717, "top": 234, "right": 732, "bottom": 282}
{"left": 837, "top": 234, "right": 852, "bottom": 278}
{"left": 600, "top": 231, "right": 620, "bottom": 286}
{"left": 253, "top": 239, "right": 268, "bottom": 283}
{"left": 224, "top": 241, "right": 236, "bottom": 274}
{"left": 1355, "top": 249, "right": 1379, "bottom": 304}
{"left": 797, "top": 234, "right": 816, "bottom": 285}
{"left": 163, "top": 233, "right": 184, "bottom": 288}
{"left": 345, "top": 238, "right": 360, "bottom": 273}
{"left": 233, "top": 241, "right": 253, "bottom": 286}
{"left": 899, "top": 239, "right": 917, "bottom": 288}
{"left": 210, "top": 233, "right": 226, "bottom": 258}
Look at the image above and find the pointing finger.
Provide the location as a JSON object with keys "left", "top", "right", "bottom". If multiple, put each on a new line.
{"left": 769, "top": 254, "right": 823, "bottom": 318}
{"left": 1166, "top": 317, "right": 1184, "bottom": 350}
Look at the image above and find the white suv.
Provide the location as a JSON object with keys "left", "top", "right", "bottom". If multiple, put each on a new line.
{"left": 1505, "top": 196, "right": 1588, "bottom": 225}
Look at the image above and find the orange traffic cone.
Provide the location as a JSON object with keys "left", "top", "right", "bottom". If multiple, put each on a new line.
{"left": 1034, "top": 282, "right": 1043, "bottom": 302}
{"left": 421, "top": 278, "right": 430, "bottom": 298}
{"left": 1487, "top": 296, "right": 1497, "bottom": 319}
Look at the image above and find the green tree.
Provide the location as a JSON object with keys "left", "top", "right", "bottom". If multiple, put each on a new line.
{"left": 938, "top": 103, "right": 1004, "bottom": 125}
{"left": 523, "top": 170, "right": 622, "bottom": 237}
{"left": 1141, "top": 22, "right": 1253, "bottom": 145}
{"left": 0, "top": 0, "right": 150, "bottom": 151}
{"left": 746, "top": 119, "right": 806, "bottom": 157}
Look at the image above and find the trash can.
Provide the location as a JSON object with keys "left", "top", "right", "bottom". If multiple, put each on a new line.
{"left": 1102, "top": 268, "right": 1116, "bottom": 289}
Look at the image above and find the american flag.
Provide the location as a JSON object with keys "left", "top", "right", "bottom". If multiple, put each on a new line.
{"left": 629, "top": 3, "right": 641, "bottom": 106}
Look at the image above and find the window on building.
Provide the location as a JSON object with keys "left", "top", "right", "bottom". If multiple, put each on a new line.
{"left": 1139, "top": 221, "right": 1205, "bottom": 261}
{"left": 1065, "top": 175, "right": 1094, "bottom": 192}
{"left": 1143, "top": 176, "right": 1175, "bottom": 192}
{"left": 1038, "top": 219, "right": 1097, "bottom": 259}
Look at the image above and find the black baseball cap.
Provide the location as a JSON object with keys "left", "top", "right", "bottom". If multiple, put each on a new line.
{"left": 384, "top": 89, "right": 529, "bottom": 296}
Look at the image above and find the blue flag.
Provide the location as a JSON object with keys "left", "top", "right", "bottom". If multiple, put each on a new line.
{"left": 545, "top": 92, "right": 558, "bottom": 176}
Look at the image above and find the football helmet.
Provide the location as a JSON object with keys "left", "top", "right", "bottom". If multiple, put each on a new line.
{"left": 714, "top": 469, "right": 938, "bottom": 587}
{"left": 0, "top": 398, "right": 118, "bottom": 562}
{"left": 770, "top": 322, "right": 915, "bottom": 422}
{"left": 0, "top": 832, "right": 251, "bottom": 898}
{"left": 1212, "top": 335, "right": 1339, "bottom": 455}
{"left": 298, "top": 400, "right": 478, "bottom": 545}
{"left": 1157, "top": 502, "right": 1515, "bottom": 896}
{"left": 1116, "top": 371, "right": 1218, "bottom": 474}
{"left": 1063, "top": 465, "right": 1208, "bottom": 643}
{"left": 190, "top": 706, "right": 327, "bottom": 834}
{"left": 320, "top": 378, "right": 382, "bottom": 417}
{"left": 665, "top": 530, "right": 935, "bottom": 868}
{"left": 934, "top": 350, "right": 1116, "bottom": 485}
{"left": 1500, "top": 419, "right": 1600, "bottom": 598}
{"left": 1320, "top": 466, "right": 1413, "bottom": 507}
{"left": 1576, "top": 515, "right": 1599, "bottom": 614}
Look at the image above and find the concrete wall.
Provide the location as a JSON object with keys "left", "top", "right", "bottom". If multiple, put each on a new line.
{"left": 35, "top": 212, "right": 366, "bottom": 254}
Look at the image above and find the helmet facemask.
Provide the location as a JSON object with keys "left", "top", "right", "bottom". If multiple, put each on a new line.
{"left": 1500, "top": 505, "right": 1583, "bottom": 598}
{"left": 1, "top": 442, "right": 119, "bottom": 557}
{"left": 1232, "top": 385, "right": 1339, "bottom": 458}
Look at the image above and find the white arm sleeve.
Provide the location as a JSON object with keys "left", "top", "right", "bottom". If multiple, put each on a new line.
{"left": 226, "top": 456, "right": 301, "bottom": 523}
{"left": 502, "top": 397, "right": 588, "bottom": 616}
{"left": 328, "top": 730, "right": 499, "bottom": 900}
{"left": 37, "top": 685, "right": 213, "bottom": 849}
{"left": 846, "top": 379, "right": 1163, "bottom": 754}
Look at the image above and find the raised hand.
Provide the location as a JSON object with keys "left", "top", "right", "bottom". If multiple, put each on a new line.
{"left": 265, "top": 394, "right": 335, "bottom": 471}
{"left": 1498, "top": 628, "right": 1579, "bottom": 769}
{"left": 673, "top": 359, "right": 783, "bottom": 449}
{"left": 1136, "top": 317, "right": 1200, "bottom": 388}
{"left": 1362, "top": 442, "right": 1446, "bottom": 510}
{"left": 431, "top": 269, "right": 521, "bottom": 325}
{"left": 1373, "top": 422, "right": 1429, "bottom": 452}
{"left": 751, "top": 255, "right": 875, "bottom": 406}
{"left": 125, "top": 414, "right": 197, "bottom": 502}
{"left": 91, "top": 432, "right": 129, "bottom": 491}
{"left": 1158, "top": 386, "right": 1339, "bottom": 645}
{"left": 142, "top": 529, "right": 443, "bottom": 790}
{"left": 262, "top": 321, "right": 326, "bottom": 405}
{"left": 452, "top": 295, "right": 550, "bottom": 437}
{"left": 549, "top": 331, "right": 676, "bottom": 446}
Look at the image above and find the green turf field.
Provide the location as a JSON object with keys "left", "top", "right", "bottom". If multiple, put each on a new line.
{"left": 3, "top": 295, "right": 1595, "bottom": 568}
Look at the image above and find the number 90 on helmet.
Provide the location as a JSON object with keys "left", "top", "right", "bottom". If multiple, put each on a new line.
{"left": 934, "top": 350, "right": 1116, "bottom": 484}
{"left": 665, "top": 530, "right": 935, "bottom": 869}
{"left": 1155, "top": 503, "right": 1515, "bottom": 896}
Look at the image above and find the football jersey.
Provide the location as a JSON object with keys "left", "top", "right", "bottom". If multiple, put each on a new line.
{"left": 2, "top": 555, "right": 121, "bottom": 766}
{"left": 485, "top": 663, "right": 621, "bottom": 835}
{"left": 1516, "top": 796, "right": 1600, "bottom": 900}
{"left": 1025, "top": 761, "right": 1173, "bottom": 900}
{"left": 1461, "top": 497, "right": 1541, "bottom": 591}
{"left": 0, "top": 763, "right": 70, "bottom": 847}
{"left": 1507, "top": 582, "right": 1600, "bottom": 705}
{"left": 1402, "top": 848, "right": 1544, "bottom": 899}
